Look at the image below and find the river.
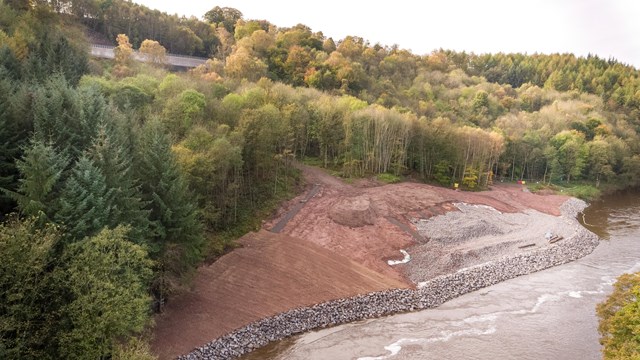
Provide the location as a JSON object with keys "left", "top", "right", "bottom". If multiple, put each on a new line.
{"left": 242, "top": 191, "right": 640, "bottom": 360}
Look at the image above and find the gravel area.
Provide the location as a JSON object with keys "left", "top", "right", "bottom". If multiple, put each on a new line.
{"left": 403, "top": 199, "right": 585, "bottom": 282}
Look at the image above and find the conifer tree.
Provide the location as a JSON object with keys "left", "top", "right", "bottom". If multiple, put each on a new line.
{"left": 5, "top": 138, "right": 68, "bottom": 221}
{"left": 89, "top": 121, "right": 150, "bottom": 245}
{"left": 134, "top": 120, "right": 203, "bottom": 268}
{"left": 32, "top": 76, "right": 92, "bottom": 157}
{"left": 19, "top": 21, "right": 88, "bottom": 85}
{"left": 0, "top": 75, "right": 20, "bottom": 215}
{"left": 54, "top": 155, "right": 113, "bottom": 242}
{"left": 0, "top": 46, "right": 22, "bottom": 81}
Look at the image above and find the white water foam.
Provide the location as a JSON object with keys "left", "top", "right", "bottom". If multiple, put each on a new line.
{"left": 359, "top": 279, "right": 614, "bottom": 360}
{"left": 568, "top": 291, "right": 582, "bottom": 298}
{"left": 357, "top": 326, "right": 496, "bottom": 360}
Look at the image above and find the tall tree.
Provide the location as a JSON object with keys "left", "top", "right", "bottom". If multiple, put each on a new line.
{"left": 547, "top": 130, "right": 588, "bottom": 182}
{"left": 5, "top": 138, "right": 68, "bottom": 221}
{"left": 88, "top": 121, "right": 150, "bottom": 245}
{"left": 134, "top": 120, "right": 203, "bottom": 270}
{"left": 54, "top": 155, "right": 113, "bottom": 242}
{"left": 204, "top": 6, "right": 243, "bottom": 33}
{"left": 0, "top": 75, "right": 25, "bottom": 215}
{"left": 31, "top": 76, "right": 93, "bottom": 157}
{"left": 0, "top": 218, "right": 61, "bottom": 360}
{"left": 139, "top": 39, "right": 167, "bottom": 65}
{"left": 58, "top": 226, "right": 153, "bottom": 359}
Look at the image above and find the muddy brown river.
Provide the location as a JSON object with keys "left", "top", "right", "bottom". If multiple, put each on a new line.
{"left": 242, "top": 191, "right": 640, "bottom": 360}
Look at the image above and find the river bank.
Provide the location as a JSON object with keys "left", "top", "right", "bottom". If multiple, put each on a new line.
{"left": 152, "top": 166, "right": 600, "bottom": 359}
{"left": 176, "top": 198, "right": 599, "bottom": 360}
{"left": 241, "top": 191, "right": 640, "bottom": 360}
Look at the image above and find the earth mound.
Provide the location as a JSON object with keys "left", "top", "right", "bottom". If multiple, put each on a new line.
{"left": 329, "top": 196, "right": 377, "bottom": 227}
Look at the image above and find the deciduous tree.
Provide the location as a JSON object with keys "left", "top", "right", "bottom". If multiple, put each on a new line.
{"left": 139, "top": 39, "right": 166, "bottom": 65}
{"left": 58, "top": 226, "right": 153, "bottom": 359}
{"left": 597, "top": 272, "right": 640, "bottom": 360}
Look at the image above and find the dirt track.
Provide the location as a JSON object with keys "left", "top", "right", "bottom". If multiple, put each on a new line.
{"left": 152, "top": 165, "right": 570, "bottom": 359}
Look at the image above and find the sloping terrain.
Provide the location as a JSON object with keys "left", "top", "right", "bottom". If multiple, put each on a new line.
{"left": 153, "top": 165, "right": 571, "bottom": 359}
{"left": 151, "top": 230, "right": 409, "bottom": 359}
{"left": 267, "top": 166, "right": 569, "bottom": 283}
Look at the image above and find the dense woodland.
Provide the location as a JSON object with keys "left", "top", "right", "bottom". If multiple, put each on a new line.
{"left": 1, "top": 0, "right": 640, "bottom": 358}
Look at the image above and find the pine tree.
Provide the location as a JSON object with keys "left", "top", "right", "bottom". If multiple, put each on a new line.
{"left": 32, "top": 76, "right": 93, "bottom": 157}
{"left": 44, "top": 35, "right": 88, "bottom": 86}
{"left": 89, "top": 120, "right": 150, "bottom": 245}
{"left": 134, "top": 120, "right": 203, "bottom": 268}
{"left": 0, "top": 46, "right": 22, "bottom": 81}
{"left": 54, "top": 155, "right": 113, "bottom": 242}
{"left": 0, "top": 78, "right": 35, "bottom": 217}
{"left": 21, "top": 25, "right": 88, "bottom": 86}
{"left": 4, "top": 138, "right": 68, "bottom": 221}
{"left": 0, "top": 75, "right": 19, "bottom": 215}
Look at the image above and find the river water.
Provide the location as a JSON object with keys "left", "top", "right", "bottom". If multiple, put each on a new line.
{"left": 243, "top": 191, "right": 640, "bottom": 360}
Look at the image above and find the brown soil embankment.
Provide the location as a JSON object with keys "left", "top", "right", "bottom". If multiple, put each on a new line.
{"left": 268, "top": 169, "right": 569, "bottom": 286}
{"left": 153, "top": 164, "right": 573, "bottom": 359}
{"left": 152, "top": 230, "right": 408, "bottom": 359}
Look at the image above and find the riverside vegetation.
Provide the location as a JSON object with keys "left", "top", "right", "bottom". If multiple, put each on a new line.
{"left": 0, "top": 1, "right": 639, "bottom": 358}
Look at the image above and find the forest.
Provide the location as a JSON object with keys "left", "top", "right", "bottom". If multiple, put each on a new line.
{"left": 1, "top": 0, "right": 640, "bottom": 358}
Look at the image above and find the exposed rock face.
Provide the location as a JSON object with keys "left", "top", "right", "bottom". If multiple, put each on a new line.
{"left": 178, "top": 198, "right": 599, "bottom": 360}
{"left": 328, "top": 196, "right": 377, "bottom": 227}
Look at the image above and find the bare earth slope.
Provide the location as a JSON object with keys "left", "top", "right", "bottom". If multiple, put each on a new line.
{"left": 152, "top": 165, "right": 572, "bottom": 359}
{"left": 267, "top": 166, "right": 569, "bottom": 284}
{"left": 152, "top": 230, "right": 409, "bottom": 359}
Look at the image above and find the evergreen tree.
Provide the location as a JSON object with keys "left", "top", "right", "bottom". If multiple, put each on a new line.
{"left": 0, "top": 46, "right": 22, "bottom": 81}
{"left": 44, "top": 35, "right": 88, "bottom": 86}
{"left": 89, "top": 121, "right": 150, "bottom": 245}
{"left": 0, "top": 74, "right": 35, "bottom": 215}
{"left": 0, "top": 75, "right": 20, "bottom": 215}
{"left": 4, "top": 138, "right": 68, "bottom": 221}
{"left": 20, "top": 20, "right": 88, "bottom": 85}
{"left": 134, "top": 120, "right": 203, "bottom": 269}
{"left": 32, "top": 76, "right": 94, "bottom": 157}
{"left": 54, "top": 155, "right": 113, "bottom": 242}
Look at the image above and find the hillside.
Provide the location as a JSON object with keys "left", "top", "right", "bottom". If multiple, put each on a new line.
{"left": 1, "top": 1, "right": 640, "bottom": 359}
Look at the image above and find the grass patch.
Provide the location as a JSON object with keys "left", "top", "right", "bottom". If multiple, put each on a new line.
{"left": 564, "top": 184, "right": 601, "bottom": 201}
{"left": 528, "top": 182, "right": 601, "bottom": 201}
{"left": 376, "top": 173, "right": 401, "bottom": 184}
{"left": 526, "top": 182, "right": 549, "bottom": 193}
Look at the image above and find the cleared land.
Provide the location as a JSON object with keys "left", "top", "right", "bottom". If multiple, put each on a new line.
{"left": 152, "top": 165, "right": 571, "bottom": 359}
{"left": 151, "top": 230, "right": 408, "bottom": 359}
